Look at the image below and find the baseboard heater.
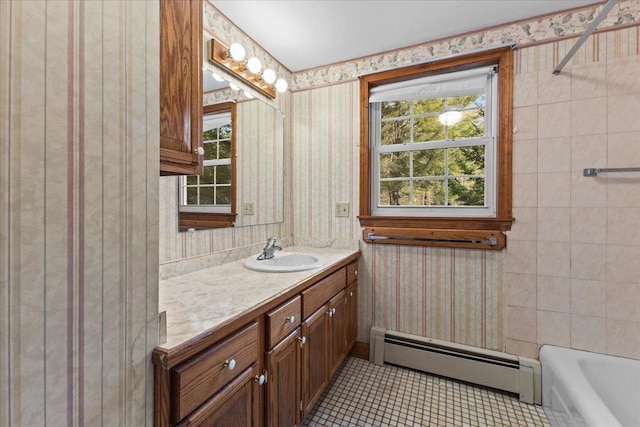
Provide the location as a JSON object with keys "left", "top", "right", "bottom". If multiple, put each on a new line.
{"left": 369, "top": 327, "right": 541, "bottom": 404}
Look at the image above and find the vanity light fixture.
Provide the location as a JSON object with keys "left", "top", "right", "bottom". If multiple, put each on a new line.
{"left": 208, "top": 38, "right": 288, "bottom": 99}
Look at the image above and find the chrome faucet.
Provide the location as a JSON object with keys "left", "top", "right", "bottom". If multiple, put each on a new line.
{"left": 257, "top": 237, "right": 282, "bottom": 260}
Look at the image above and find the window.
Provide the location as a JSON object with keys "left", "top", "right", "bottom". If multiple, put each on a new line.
{"left": 371, "top": 66, "right": 497, "bottom": 217}
{"left": 179, "top": 102, "right": 237, "bottom": 230}
{"left": 359, "top": 47, "right": 513, "bottom": 246}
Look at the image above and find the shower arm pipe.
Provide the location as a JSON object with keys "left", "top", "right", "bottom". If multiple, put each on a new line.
{"left": 552, "top": 0, "right": 618, "bottom": 75}
{"left": 583, "top": 167, "right": 640, "bottom": 177}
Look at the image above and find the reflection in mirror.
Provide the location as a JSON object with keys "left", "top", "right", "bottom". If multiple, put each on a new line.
{"left": 176, "top": 67, "right": 284, "bottom": 231}
{"left": 179, "top": 102, "right": 237, "bottom": 230}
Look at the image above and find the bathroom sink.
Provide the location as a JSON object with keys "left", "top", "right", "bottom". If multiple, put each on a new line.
{"left": 243, "top": 252, "right": 325, "bottom": 272}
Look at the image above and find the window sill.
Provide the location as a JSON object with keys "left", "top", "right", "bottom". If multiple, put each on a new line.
{"left": 358, "top": 215, "right": 513, "bottom": 231}
{"left": 179, "top": 212, "right": 236, "bottom": 230}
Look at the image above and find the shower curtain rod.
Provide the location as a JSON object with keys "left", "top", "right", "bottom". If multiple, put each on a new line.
{"left": 553, "top": 0, "right": 618, "bottom": 75}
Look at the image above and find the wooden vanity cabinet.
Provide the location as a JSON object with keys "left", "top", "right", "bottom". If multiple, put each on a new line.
{"left": 299, "top": 262, "right": 358, "bottom": 422}
{"left": 266, "top": 328, "right": 302, "bottom": 427}
{"left": 177, "top": 363, "right": 260, "bottom": 427}
{"left": 301, "top": 307, "right": 329, "bottom": 416}
{"left": 327, "top": 289, "right": 348, "bottom": 379}
{"left": 154, "top": 321, "right": 263, "bottom": 427}
{"left": 346, "top": 263, "right": 358, "bottom": 350}
{"left": 154, "top": 255, "right": 360, "bottom": 427}
{"left": 159, "top": 0, "right": 203, "bottom": 175}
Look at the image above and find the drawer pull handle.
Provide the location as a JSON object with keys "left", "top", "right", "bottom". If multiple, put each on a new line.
{"left": 349, "top": 291, "right": 353, "bottom": 297}
{"left": 194, "top": 146, "right": 204, "bottom": 156}
{"left": 297, "top": 336, "right": 306, "bottom": 347}
{"left": 254, "top": 374, "right": 266, "bottom": 385}
{"left": 327, "top": 309, "right": 332, "bottom": 317}
{"left": 223, "top": 359, "right": 236, "bottom": 371}
{"left": 332, "top": 308, "right": 336, "bottom": 315}
{"left": 286, "top": 315, "right": 296, "bottom": 324}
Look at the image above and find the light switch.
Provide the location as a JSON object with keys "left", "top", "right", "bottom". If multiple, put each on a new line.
{"left": 335, "top": 203, "right": 349, "bottom": 217}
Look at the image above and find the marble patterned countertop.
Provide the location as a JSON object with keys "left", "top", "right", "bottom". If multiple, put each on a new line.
{"left": 158, "top": 246, "right": 359, "bottom": 350}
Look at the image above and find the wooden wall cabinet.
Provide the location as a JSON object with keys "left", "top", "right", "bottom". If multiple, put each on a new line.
{"left": 159, "top": 0, "right": 203, "bottom": 175}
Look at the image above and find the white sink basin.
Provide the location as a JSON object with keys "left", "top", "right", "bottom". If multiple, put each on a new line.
{"left": 243, "top": 252, "right": 325, "bottom": 273}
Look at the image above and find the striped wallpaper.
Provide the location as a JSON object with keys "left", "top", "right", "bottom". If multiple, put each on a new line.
{"left": 290, "top": 82, "right": 506, "bottom": 350}
{"left": 2, "top": 2, "right": 638, "bottom": 426}
{"left": 1, "top": 1, "right": 158, "bottom": 426}
{"left": 289, "top": 5, "right": 640, "bottom": 354}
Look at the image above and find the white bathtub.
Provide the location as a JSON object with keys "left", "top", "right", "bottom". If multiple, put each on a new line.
{"left": 540, "top": 345, "right": 640, "bottom": 427}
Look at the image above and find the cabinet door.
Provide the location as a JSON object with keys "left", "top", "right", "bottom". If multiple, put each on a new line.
{"left": 328, "top": 290, "right": 348, "bottom": 379}
{"left": 159, "top": 0, "right": 203, "bottom": 175}
{"left": 177, "top": 364, "right": 261, "bottom": 427}
{"left": 346, "top": 281, "right": 358, "bottom": 351}
{"left": 301, "top": 306, "right": 329, "bottom": 417}
{"left": 266, "top": 328, "right": 302, "bottom": 427}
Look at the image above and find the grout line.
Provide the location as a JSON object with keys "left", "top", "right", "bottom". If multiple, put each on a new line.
{"left": 303, "top": 357, "right": 550, "bottom": 427}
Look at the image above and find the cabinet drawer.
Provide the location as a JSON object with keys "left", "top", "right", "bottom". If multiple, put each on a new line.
{"left": 171, "top": 322, "right": 259, "bottom": 423}
{"left": 347, "top": 262, "right": 357, "bottom": 284}
{"left": 267, "top": 295, "right": 301, "bottom": 349}
{"left": 176, "top": 364, "right": 259, "bottom": 427}
{"left": 302, "top": 268, "right": 346, "bottom": 319}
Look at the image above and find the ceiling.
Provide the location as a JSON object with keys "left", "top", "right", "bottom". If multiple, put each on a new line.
{"left": 210, "top": 0, "right": 600, "bottom": 72}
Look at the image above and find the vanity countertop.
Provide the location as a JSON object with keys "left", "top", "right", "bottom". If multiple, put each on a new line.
{"left": 158, "top": 246, "right": 359, "bottom": 351}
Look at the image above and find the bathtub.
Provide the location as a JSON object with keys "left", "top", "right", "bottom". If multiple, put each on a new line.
{"left": 540, "top": 345, "right": 640, "bottom": 427}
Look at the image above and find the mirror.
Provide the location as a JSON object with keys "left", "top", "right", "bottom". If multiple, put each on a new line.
{"left": 176, "top": 67, "right": 284, "bottom": 231}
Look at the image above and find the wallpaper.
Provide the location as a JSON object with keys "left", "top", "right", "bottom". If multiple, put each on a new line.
{"left": 289, "top": 2, "right": 640, "bottom": 356}
{"left": 1, "top": 1, "right": 158, "bottom": 425}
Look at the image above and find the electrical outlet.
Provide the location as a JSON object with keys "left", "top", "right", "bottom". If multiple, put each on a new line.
{"left": 243, "top": 202, "right": 255, "bottom": 215}
{"left": 335, "top": 202, "right": 349, "bottom": 217}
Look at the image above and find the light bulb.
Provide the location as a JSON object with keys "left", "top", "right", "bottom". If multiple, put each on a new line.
{"left": 229, "top": 43, "right": 246, "bottom": 61}
{"left": 275, "top": 78, "right": 288, "bottom": 93}
{"left": 212, "top": 73, "right": 225, "bottom": 82}
{"left": 262, "top": 69, "right": 276, "bottom": 84}
{"left": 229, "top": 83, "right": 240, "bottom": 91}
{"left": 246, "top": 57, "right": 262, "bottom": 74}
{"left": 243, "top": 90, "right": 254, "bottom": 99}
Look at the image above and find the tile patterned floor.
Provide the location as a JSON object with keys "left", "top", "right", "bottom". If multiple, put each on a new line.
{"left": 303, "top": 357, "right": 550, "bottom": 427}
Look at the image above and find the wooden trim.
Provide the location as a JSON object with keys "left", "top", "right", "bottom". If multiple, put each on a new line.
{"left": 349, "top": 341, "right": 370, "bottom": 360}
{"left": 358, "top": 215, "right": 513, "bottom": 231}
{"left": 178, "top": 212, "right": 236, "bottom": 230}
{"left": 178, "top": 102, "right": 237, "bottom": 229}
{"left": 358, "top": 46, "right": 514, "bottom": 240}
{"left": 363, "top": 227, "right": 506, "bottom": 250}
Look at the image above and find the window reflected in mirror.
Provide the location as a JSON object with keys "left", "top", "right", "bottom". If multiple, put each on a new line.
{"left": 179, "top": 102, "right": 237, "bottom": 230}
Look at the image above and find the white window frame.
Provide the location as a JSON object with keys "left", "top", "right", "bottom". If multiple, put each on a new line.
{"left": 369, "top": 66, "right": 498, "bottom": 218}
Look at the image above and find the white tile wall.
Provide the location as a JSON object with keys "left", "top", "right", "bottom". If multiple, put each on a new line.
{"left": 507, "top": 30, "right": 640, "bottom": 360}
